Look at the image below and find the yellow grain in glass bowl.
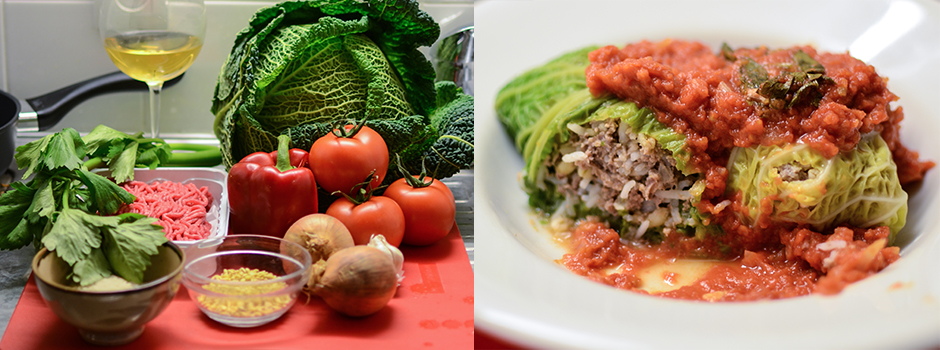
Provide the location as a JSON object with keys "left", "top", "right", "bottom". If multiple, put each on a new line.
{"left": 196, "top": 267, "right": 292, "bottom": 317}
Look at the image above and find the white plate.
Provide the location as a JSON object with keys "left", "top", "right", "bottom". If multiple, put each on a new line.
{"left": 474, "top": 1, "right": 940, "bottom": 349}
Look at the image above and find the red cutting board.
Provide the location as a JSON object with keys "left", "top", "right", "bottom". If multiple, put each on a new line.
{"left": 0, "top": 225, "right": 473, "bottom": 350}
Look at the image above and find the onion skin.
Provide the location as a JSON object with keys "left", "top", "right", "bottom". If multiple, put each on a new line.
{"left": 283, "top": 214, "right": 355, "bottom": 289}
{"left": 283, "top": 214, "right": 355, "bottom": 263}
{"left": 312, "top": 246, "right": 398, "bottom": 317}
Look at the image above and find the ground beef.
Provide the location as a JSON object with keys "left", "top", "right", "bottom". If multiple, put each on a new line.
{"left": 551, "top": 119, "right": 697, "bottom": 236}
{"left": 776, "top": 163, "right": 811, "bottom": 182}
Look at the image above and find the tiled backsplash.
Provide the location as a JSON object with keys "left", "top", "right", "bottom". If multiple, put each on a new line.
{"left": 1, "top": 0, "right": 472, "bottom": 138}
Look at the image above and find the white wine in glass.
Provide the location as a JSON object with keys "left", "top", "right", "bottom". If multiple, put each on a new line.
{"left": 100, "top": 0, "right": 206, "bottom": 137}
{"left": 104, "top": 31, "right": 202, "bottom": 83}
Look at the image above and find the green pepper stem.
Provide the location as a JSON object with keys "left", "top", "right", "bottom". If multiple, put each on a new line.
{"left": 275, "top": 135, "right": 293, "bottom": 172}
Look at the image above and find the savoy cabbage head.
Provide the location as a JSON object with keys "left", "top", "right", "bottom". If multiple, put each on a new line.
{"left": 212, "top": 0, "right": 473, "bottom": 179}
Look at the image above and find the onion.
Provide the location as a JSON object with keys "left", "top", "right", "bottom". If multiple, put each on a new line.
{"left": 283, "top": 214, "right": 355, "bottom": 262}
{"left": 283, "top": 214, "right": 355, "bottom": 288}
{"left": 312, "top": 246, "right": 398, "bottom": 317}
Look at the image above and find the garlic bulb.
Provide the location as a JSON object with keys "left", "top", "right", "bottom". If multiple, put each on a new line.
{"left": 368, "top": 234, "right": 405, "bottom": 283}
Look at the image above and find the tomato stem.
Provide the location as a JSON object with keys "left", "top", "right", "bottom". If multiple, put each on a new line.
{"left": 331, "top": 114, "right": 371, "bottom": 139}
{"left": 394, "top": 154, "right": 432, "bottom": 189}
{"left": 333, "top": 171, "right": 384, "bottom": 205}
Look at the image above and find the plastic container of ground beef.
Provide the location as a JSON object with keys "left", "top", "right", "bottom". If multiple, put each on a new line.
{"left": 94, "top": 167, "right": 229, "bottom": 252}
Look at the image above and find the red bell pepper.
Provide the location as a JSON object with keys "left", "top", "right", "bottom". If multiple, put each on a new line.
{"left": 227, "top": 135, "right": 318, "bottom": 238}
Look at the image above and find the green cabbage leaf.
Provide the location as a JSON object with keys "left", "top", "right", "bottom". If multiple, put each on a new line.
{"left": 727, "top": 132, "right": 908, "bottom": 241}
{"left": 211, "top": 0, "right": 473, "bottom": 179}
{"left": 495, "top": 46, "right": 599, "bottom": 150}
{"left": 520, "top": 88, "right": 612, "bottom": 196}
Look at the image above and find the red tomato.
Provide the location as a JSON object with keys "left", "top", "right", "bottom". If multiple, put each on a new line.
{"left": 384, "top": 176, "right": 456, "bottom": 246}
{"left": 326, "top": 196, "right": 405, "bottom": 246}
{"left": 309, "top": 125, "right": 389, "bottom": 195}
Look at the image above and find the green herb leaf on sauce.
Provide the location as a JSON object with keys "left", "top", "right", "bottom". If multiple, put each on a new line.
{"left": 759, "top": 76, "right": 793, "bottom": 109}
{"left": 794, "top": 50, "right": 825, "bottom": 74}
{"left": 720, "top": 43, "right": 736, "bottom": 61}
{"left": 734, "top": 48, "right": 831, "bottom": 110}
{"left": 788, "top": 79, "right": 822, "bottom": 108}
{"left": 740, "top": 58, "right": 769, "bottom": 90}
{"left": 740, "top": 58, "right": 773, "bottom": 106}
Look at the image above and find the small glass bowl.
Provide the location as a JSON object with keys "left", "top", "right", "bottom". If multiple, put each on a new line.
{"left": 181, "top": 235, "right": 312, "bottom": 327}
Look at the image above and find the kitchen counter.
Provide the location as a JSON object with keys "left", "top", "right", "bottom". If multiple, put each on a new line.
{"left": 0, "top": 244, "right": 34, "bottom": 341}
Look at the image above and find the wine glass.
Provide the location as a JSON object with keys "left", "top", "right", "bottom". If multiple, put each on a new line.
{"left": 99, "top": 0, "right": 206, "bottom": 138}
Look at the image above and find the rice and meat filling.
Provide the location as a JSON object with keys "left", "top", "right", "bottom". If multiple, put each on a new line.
{"left": 775, "top": 163, "right": 815, "bottom": 182}
{"left": 548, "top": 118, "right": 698, "bottom": 239}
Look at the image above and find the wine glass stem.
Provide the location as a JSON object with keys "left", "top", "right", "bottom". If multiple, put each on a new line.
{"left": 147, "top": 81, "right": 164, "bottom": 138}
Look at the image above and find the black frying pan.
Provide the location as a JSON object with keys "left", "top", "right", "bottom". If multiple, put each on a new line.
{"left": 0, "top": 72, "right": 183, "bottom": 171}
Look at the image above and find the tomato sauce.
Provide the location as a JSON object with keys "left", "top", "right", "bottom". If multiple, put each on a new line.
{"left": 560, "top": 39, "right": 920, "bottom": 300}
{"left": 560, "top": 221, "right": 900, "bottom": 301}
{"left": 586, "top": 39, "right": 933, "bottom": 188}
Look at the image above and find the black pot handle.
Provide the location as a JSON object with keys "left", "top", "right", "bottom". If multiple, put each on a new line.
{"left": 26, "top": 71, "right": 185, "bottom": 131}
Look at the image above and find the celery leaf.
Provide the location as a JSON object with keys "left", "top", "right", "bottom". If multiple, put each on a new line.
{"left": 42, "top": 128, "right": 85, "bottom": 172}
{"left": 102, "top": 214, "right": 167, "bottom": 284}
{"left": 41, "top": 208, "right": 114, "bottom": 266}
{"left": 69, "top": 248, "right": 112, "bottom": 286}
{"left": 76, "top": 169, "right": 136, "bottom": 215}
{"left": 0, "top": 183, "right": 37, "bottom": 250}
